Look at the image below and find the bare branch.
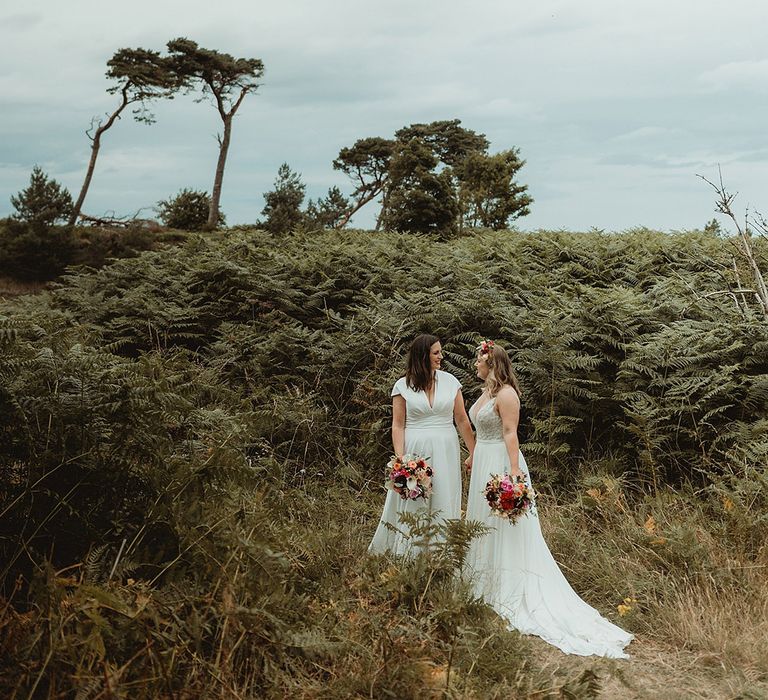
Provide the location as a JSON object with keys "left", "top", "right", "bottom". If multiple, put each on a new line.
{"left": 698, "top": 168, "right": 768, "bottom": 319}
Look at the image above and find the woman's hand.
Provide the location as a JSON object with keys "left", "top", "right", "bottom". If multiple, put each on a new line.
{"left": 464, "top": 454, "right": 473, "bottom": 473}
{"left": 510, "top": 466, "right": 525, "bottom": 482}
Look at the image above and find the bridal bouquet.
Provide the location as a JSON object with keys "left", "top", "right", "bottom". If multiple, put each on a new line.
{"left": 484, "top": 473, "right": 532, "bottom": 523}
{"left": 386, "top": 454, "right": 433, "bottom": 501}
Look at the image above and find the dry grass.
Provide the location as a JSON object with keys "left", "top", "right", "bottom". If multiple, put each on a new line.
{"left": 534, "top": 478, "right": 768, "bottom": 699}
{"left": 529, "top": 637, "right": 768, "bottom": 700}
{"left": 654, "top": 572, "right": 768, "bottom": 677}
{"left": 0, "top": 276, "right": 49, "bottom": 298}
{"left": 3, "top": 479, "right": 768, "bottom": 698}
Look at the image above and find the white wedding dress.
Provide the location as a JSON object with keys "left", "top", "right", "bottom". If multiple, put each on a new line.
{"left": 465, "top": 396, "right": 633, "bottom": 659}
{"left": 369, "top": 370, "right": 462, "bottom": 556}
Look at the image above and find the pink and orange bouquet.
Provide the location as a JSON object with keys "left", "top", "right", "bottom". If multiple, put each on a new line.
{"left": 386, "top": 454, "right": 433, "bottom": 501}
{"left": 483, "top": 473, "right": 532, "bottom": 523}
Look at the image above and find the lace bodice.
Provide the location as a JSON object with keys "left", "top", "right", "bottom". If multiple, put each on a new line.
{"left": 470, "top": 396, "right": 504, "bottom": 441}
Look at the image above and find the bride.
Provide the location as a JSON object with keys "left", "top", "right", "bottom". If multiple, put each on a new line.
{"left": 369, "top": 334, "right": 475, "bottom": 555}
{"left": 465, "top": 340, "right": 633, "bottom": 659}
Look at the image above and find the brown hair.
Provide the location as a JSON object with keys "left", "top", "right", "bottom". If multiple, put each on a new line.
{"left": 480, "top": 343, "right": 522, "bottom": 398}
{"left": 406, "top": 334, "right": 440, "bottom": 392}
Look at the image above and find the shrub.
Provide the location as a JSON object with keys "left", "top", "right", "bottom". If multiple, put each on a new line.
{"left": 156, "top": 188, "right": 225, "bottom": 231}
{"left": 71, "top": 223, "right": 160, "bottom": 268}
{"left": 0, "top": 218, "right": 76, "bottom": 281}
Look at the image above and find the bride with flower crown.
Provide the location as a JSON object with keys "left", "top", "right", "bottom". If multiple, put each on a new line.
{"left": 464, "top": 340, "right": 633, "bottom": 659}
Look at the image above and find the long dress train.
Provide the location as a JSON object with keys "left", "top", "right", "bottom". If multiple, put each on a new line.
{"left": 369, "top": 370, "right": 462, "bottom": 556}
{"left": 465, "top": 396, "right": 633, "bottom": 659}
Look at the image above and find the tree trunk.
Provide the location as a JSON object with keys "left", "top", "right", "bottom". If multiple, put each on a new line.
{"left": 335, "top": 187, "right": 383, "bottom": 230}
{"left": 375, "top": 184, "right": 391, "bottom": 231}
{"left": 68, "top": 132, "right": 103, "bottom": 226}
{"left": 206, "top": 116, "right": 232, "bottom": 231}
{"left": 68, "top": 86, "right": 130, "bottom": 227}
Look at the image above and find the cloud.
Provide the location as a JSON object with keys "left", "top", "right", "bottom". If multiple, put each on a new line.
{"left": 698, "top": 59, "right": 768, "bottom": 93}
{"left": 598, "top": 148, "right": 768, "bottom": 170}
{"left": 609, "top": 126, "right": 681, "bottom": 143}
{"left": 466, "top": 98, "right": 545, "bottom": 121}
{"left": 1, "top": 12, "right": 42, "bottom": 31}
{"left": 732, "top": 148, "right": 768, "bottom": 163}
{"left": 1, "top": 0, "right": 767, "bottom": 231}
{"left": 598, "top": 153, "right": 706, "bottom": 169}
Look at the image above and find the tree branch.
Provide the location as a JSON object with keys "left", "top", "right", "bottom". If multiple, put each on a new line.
{"left": 698, "top": 168, "right": 768, "bottom": 319}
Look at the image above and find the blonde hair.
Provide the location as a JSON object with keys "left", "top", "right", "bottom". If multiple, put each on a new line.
{"left": 479, "top": 343, "right": 522, "bottom": 398}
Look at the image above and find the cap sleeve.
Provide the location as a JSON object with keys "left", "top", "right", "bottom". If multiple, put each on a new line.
{"left": 447, "top": 371, "right": 462, "bottom": 394}
{"left": 391, "top": 377, "right": 407, "bottom": 397}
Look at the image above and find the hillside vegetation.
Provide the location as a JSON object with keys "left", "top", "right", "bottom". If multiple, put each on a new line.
{"left": 1, "top": 227, "right": 767, "bottom": 698}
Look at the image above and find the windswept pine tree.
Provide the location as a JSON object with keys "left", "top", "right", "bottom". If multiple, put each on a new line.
{"left": 166, "top": 38, "right": 264, "bottom": 230}
{"left": 68, "top": 47, "right": 182, "bottom": 226}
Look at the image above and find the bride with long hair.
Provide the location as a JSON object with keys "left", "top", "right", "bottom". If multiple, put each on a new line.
{"left": 369, "top": 334, "right": 475, "bottom": 555}
{"left": 465, "top": 340, "right": 633, "bottom": 658}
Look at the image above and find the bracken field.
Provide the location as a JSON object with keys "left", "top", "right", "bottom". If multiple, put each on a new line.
{"left": 1, "top": 226, "right": 768, "bottom": 698}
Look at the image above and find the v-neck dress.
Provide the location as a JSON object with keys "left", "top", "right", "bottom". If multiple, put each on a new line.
{"left": 368, "top": 369, "right": 463, "bottom": 555}
{"left": 464, "top": 396, "right": 633, "bottom": 659}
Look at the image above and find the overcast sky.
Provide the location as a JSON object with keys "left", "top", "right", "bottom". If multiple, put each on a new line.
{"left": 1, "top": 0, "right": 767, "bottom": 231}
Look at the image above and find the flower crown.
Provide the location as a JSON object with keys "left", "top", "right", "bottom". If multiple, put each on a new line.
{"left": 479, "top": 339, "right": 495, "bottom": 356}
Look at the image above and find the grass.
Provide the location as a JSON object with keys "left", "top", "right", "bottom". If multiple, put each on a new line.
{"left": 537, "top": 478, "right": 768, "bottom": 699}
{"left": 0, "top": 275, "right": 50, "bottom": 298}
{"left": 2, "top": 469, "right": 767, "bottom": 698}
{"left": 3, "top": 225, "right": 768, "bottom": 697}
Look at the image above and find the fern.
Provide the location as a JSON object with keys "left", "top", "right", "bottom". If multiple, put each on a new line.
{"left": 3, "top": 226, "right": 768, "bottom": 696}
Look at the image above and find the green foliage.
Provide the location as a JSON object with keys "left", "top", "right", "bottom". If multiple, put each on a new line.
{"left": 156, "top": 188, "right": 224, "bottom": 230}
{"left": 166, "top": 37, "right": 264, "bottom": 104}
{"left": 261, "top": 163, "right": 306, "bottom": 234}
{"left": 0, "top": 218, "right": 77, "bottom": 281}
{"left": 334, "top": 119, "right": 532, "bottom": 235}
{"left": 0, "top": 218, "right": 175, "bottom": 282}
{"left": 10, "top": 166, "right": 74, "bottom": 226}
{"left": 70, "top": 222, "right": 166, "bottom": 268}
{"left": 2, "top": 225, "right": 768, "bottom": 695}
{"left": 395, "top": 118, "right": 489, "bottom": 167}
{"left": 383, "top": 145, "right": 459, "bottom": 238}
{"left": 305, "top": 186, "right": 350, "bottom": 229}
{"left": 457, "top": 149, "right": 533, "bottom": 229}
{"left": 332, "top": 137, "right": 393, "bottom": 204}
{"left": 106, "top": 47, "right": 184, "bottom": 124}
{"left": 16, "top": 226, "right": 765, "bottom": 489}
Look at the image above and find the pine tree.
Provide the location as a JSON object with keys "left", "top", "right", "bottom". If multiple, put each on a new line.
{"left": 166, "top": 38, "right": 264, "bottom": 230}
{"left": 11, "top": 166, "right": 74, "bottom": 227}
{"left": 261, "top": 164, "right": 306, "bottom": 234}
{"left": 305, "top": 186, "right": 350, "bottom": 229}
